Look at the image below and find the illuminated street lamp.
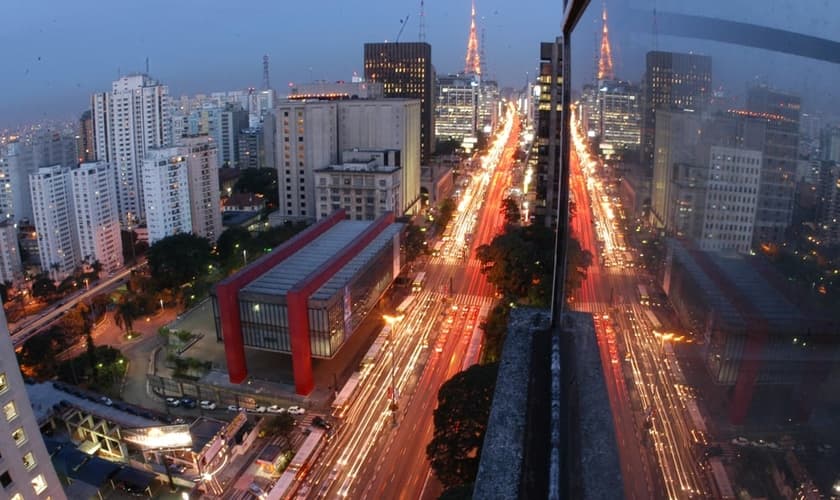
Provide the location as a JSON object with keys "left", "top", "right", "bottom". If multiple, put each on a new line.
{"left": 382, "top": 314, "right": 405, "bottom": 413}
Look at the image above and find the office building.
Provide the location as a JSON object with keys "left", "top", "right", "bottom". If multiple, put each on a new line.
{"left": 531, "top": 38, "right": 563, "bottom": 229}
{"left": 314, "top": 149, "right": 402, "bottom": 221}
{"left": 272, "top": 99, "right": 421, "bottom": 224}
{"left": 29, "top": 165, "right": 79, "bottom": 281}
{"left": 746, "top": 86, "right": 801, "bottom": 246}
{"left": 817, "top": 160, "right": 840, "bottom": 246}
{"left": 641, "top": 51, "right": 712, "bottom": 168}
{"left": 435, "top": 74, "right": 479, "bottom": 145}
{"left": 477, "top": 80, "right": 500, "bottom": 133}
{"left": 182, "top": 137, "right": 222, "bottom": 243}
{"left": 0, "top": 310, "right": 67, "bottom": 499}
{"left": 142, "top": 147, "right": 191, "bottom": 245}
{"left": 822, "top": 125, "right": 840, "bottom": 162}
{"left": 92, "top": 74, "right": 171, "bottom": 226}
{"left": 238, "top": 128, "right": 263, "bottom": 169}
{"left": 69, "top": 161, "right": 123, "bottom": 274}
{"left": 0, "top": 221, "right": 22, "bottom": 284}
{"left": 364, "top": 42, "right": 434, "bottom": 163}
{"left": 596, "top": 80, "right": 641, "bottom": 158}
{"left": 287, "top": 81, "right": 384, "bottom": 101}
{"left": 213, "top": 210, "right": 403, "bottom": 394}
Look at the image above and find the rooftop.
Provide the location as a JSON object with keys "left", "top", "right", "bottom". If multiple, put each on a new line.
{"left": 27, "top": 382, "right": 158, "bottom": 428}
{"left": 189, "top": 417, "right": 226, "bottom": 453}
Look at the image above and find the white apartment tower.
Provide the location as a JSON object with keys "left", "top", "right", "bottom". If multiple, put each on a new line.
{"left": 0, "top": 310, "right": 67, "bottom": 499}
{"left": 70, "top": 162, "right": 123, "bottom": 273}
{"left": 29, "top": 165, "right": 79, "bottom": 281}
{"left": 142, "top": 147, "right": 191, "bottom": 245}
{"left": 181, "top": 136, "right": 222, "bottom": 242}
{"left": 0, "top": 222, "right": 23, "bottom": 284}
{"left": 92, "top": 74, "right": 171, "bottom": 226}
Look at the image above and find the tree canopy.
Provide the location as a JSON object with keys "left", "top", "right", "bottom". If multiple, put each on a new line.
{"left": 233, "top": 168, "right": 278, "bottom": 208}
{"left": 426, "top": 362, "right": 499, "bottom": 489}
{"left": 434, "top": 198, "right": 457, "bottom": 232}
{"left": 501, "top": 196, "right": 521, "bottom": 226}
{"left": 403, "top": 222, "right": 427, "bottom": 263}
{"left": 146, "top": 233, "right": 213, "bottom": 289}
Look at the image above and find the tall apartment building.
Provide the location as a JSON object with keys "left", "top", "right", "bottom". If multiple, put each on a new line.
{"left": 822, "top": 125, "right": 840, "bottom": 162}
{"left": 172, "top": 103, "right": 248, "bottom": 168}
{"left": 142, "top": 147, "right": 192, "bottom": 245}
{"left": 92, "top": 74, "right": 171, "bottom": 226}
{"left": 182, "top": 137, "right": 222, "bottom": 242}
{"left": 77, "top": 111, "right": 96, "bottom": 163}
{"left": 641, "top": 51, "right": 712, "bottom": 169}
{"left": 435, "top": 74, "right": 479, "bottom": 144}
{"left": 596, "top": 80, "right": 641, "bottom": 158}
{"left": 0, "top": 221, "right": 23, "bottom": 284}
{"left": 29, "top": 165, "right": 79, "bottom": 280}
{"left": 0, "top": 130, "right": 78, "bottom": 224}
{"left": 238, "top": 128, "right": 263, "bottom": 169}
{"left": 70, "top": 162, "right": 123, "bottom": 274}
{"left": 364, "top": 42, "right": 434, "bottom": 163}
{"left": 745, "top": 86, "right": 801, "bottom": 246}
{"left": 0, "top": 310, "right": 66, "bottom": 499}
{"left": 531, "top": 37, "right": 564, "bottom": 229}
{"left": 314, "top": 149, "right": 402, "bottom": 221}
{"left": 272, "top": 99, "right": 421, "bottom": 224}
{"left": 816, "top": 160, "right": 840, "bottom": 246}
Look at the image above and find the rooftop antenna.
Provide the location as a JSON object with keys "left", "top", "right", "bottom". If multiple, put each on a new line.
{"left": 145, "top": 57, "right": 149, "bottom": 75}
{"left": 419, "top": 0, "right": 426, "bottom": 42}
{"left": 480, "top": 26, "right": 487, "bottom": 79}
{"left": 262, "top": 54, "right": 271, "bottom": 90}
{"left": 395, "top": 13, "right": 410, "bottom": 42}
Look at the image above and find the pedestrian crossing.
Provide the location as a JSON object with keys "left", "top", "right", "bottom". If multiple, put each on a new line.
{"left": 428, "top": 255, "right": 484, "bottom": 268}
{"left": 429, "top": 292, "right": 496, "bottom": 309}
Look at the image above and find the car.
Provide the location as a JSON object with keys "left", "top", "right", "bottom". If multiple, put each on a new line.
{"left": 267, "top": 405, "right": 286, "bottom": 414}
{"left": 180, "top": 397, "right": 197, "bottom": 409}
{"left": 312, "top": 416, "right": 332, "bottom": 430}
{"left": 165, "top": 397, "right": 180, "bottom": 408}
{"left": 435, "top": 343, "right": 444, "bottom": 353}
{"left": 100, "top": 396, "right": 113, "bottom": 406}
{"left": 287, "top": 406, "right": 305, "bottom": 415}
{"left": 731, "top": 437, "right": 749, "bottom": 446}
{"left": 252, "top": 406, "right": 267, "bottom": 413}
{"left": 227, "top": 405, "right": 242, "bottom": 412}
{"left": 199, "top": 400, "right": 216, "bottom": 410}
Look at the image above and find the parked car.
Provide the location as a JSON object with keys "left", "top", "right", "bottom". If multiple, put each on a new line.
{"left": 165, "top": 397, "right": 180, "bottom": 408}
{"left": 180, "top": 397, "right": 197, "bottom": 409}
{"left": 312, "top": 416, "right": 332, "bottom": 430}
{"left": 267, "top": 405, "right": 286, "bottom": 414}
{"left": 287, "top": 406, "right": 305, "bottom": 415}
{"left": 100, "top": 396, "right": 113, "bottom": 406}
{"left": 199, "top": 400, "right": 216, "bottom": 410}
{"left": 227, "top": 405, "right": 241, "bottom": 412}
{"left": 252, "top": 406, "right": 267, "bottom": 413}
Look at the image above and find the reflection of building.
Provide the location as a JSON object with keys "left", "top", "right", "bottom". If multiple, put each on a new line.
{"left": 364, "top": 42, "right": 434, "bottom": 163}
{"left": 0, "top": 313, "right": 67, "bottom": 500}
{"left": 532, "top": 37, "right": 563, "bottom": 229}
{"left": 663, "top": 238, "right": 840, "bottom": 424}
{"left": 435, "top": 74, "right": 478, "bottom": 145}
{"left": 314, "top": 149, "right": 401, "bottom": 221}
{"left": 213, "top": 210, "right": 403, "bottom": 394}
{"left": 596, "top": 80, "right": 641, "bottom": 158}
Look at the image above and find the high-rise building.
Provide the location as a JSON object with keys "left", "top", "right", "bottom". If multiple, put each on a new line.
{"left": 29, "top": 165, "right": 79, "bottom": 281}
{"left": 0, "top": 130, "right": 78, "bottom": 224}
{"left": 238, "top": 128, "right": 263, "bottom": 169}
{"left": 287, "top": 81, "right": 384, "bottom": 101}
{"left": 0, "top": 310, "right": 67, "bottom": 500}
{"left": 531, "top": 37, "right": 563, "bottom": 229}
{"left": 821, "top": 125, "right": 840, "bottom": 163}
{"left": 70, "top": 161, "right": 123, "bottom": 274}
{"left": 77, "top": 110, "right": 96, "bottom": 163}
{"left": 314, "top": 149, "right": 402, "bottom": 221}
{"left": 816, "top": 160, "right": 840, "bottom": 246}
{"left": 435, "top": 74, "right": 479, "bottom": 145}
{"left": 596, "top": 80, "right": 641, "bottom": 158}
{"left": 142, "top": 147, "right": 191, "bottom": 245}
{"left": 0, "top": 221, "right": 23, "bottom": 284}
{"left": 477, "top": 80, "right": 500, "bottom": 133}
{"left": 745, "top": 86, "right": 801, "bottom": 246}
{"left": 92, "top": 74, "right": 171, "bottom": 226}
{"left": 271, "top": 99, "right": 421, "bottom": 224}
{"left": 182, "top": 136, "right": 222, "bottom": 243}
{"left": 641, "top": 51, "right": 712, "bottom": 168}
{"left": 364, "top": 42, "right": 434, "bottom": 163}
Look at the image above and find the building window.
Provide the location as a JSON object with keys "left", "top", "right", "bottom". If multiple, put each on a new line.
{"left": 3, "top": 401, "right": 16, "bottom": 421}
{"left": 31, "top": 474, "right": 47, "bottom": 495}
{"left": 10, "top": 494, "right": 23, "bottom": 500}
{"left": 0, "top": 373, "right": 6, "bottom": 394}
{"left": 22, "top": 453, "right": 35, "bottom": 471}
{"left": 0, "top": 471, "right": 11, "bottom": 488}
{"left": 11, "top": 428, "right": 25, "bottom": 447}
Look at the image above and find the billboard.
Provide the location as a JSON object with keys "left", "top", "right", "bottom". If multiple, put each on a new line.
{"left": 122, "top": 424, "right": 193, "bottom": 451}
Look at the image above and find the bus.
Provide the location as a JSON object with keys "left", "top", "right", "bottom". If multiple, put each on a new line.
{"left": 637, "top": 284, "right": 650, "bottom": 306}
{"left": 411, "top": 272, "right": 426, "bottom": 293}
{"left": 361, "top": 327, "right": 389, "bottom": 366}
{"left": 395, "top": 295, "right": 415, "bottom": 315}
{"left": 624, "top": 251, "right": 635, "bottom": 268}
{"left": 643, "top": 309, "right": 661, "bottom": 330}
{"left": 331, "top": 371, "right": 363, "bottom": 418}
{"left": 266, "top": 429, "right": 327, "bottom": 500}
{"left": 709, "top": 458, "right": 735, "bottom": 499}
{"left": 432, "top": 241, "right": 444, "bottom": 257}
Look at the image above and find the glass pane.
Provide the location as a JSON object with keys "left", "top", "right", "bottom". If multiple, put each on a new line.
{"left": 568, "top": 1, "right": 840, "bottom": 498}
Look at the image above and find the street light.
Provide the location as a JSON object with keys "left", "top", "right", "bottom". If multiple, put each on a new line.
{"left": 382, "top": 314, "right": 405, "bottom": 413}
{"left": 160, "top": 299, "right": 164, "bottom": 311}
{"left": 243, "top": 249, "right": 248, "bottom": 265}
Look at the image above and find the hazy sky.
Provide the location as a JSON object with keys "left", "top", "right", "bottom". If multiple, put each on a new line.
{"left": 3, "top": 0, "right": 839, "bottom": 129}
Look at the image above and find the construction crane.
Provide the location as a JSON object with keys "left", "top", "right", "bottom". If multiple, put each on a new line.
{"left": 395, "top": 14, "right": 410, "bottom": 42}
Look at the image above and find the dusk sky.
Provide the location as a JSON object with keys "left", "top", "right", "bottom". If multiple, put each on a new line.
{"left": 3, "top": 0, "right": 839, "bottom": 128}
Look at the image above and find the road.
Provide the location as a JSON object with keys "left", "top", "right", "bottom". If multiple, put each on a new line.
{"left": 567, "top": 107, "right": 712, "bottom": 499}
{"left": 281, "top": 107, "right": 519, "bottom": 500}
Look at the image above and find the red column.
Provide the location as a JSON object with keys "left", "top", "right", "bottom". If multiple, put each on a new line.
{"left": 728, "top": 325, "right": 765, "bottom": 424}
{"left": 287, "top": 290, "right": 314, "bottom": 395}
{"left": 217, "top": 281, "right": 247, "bottom": 383}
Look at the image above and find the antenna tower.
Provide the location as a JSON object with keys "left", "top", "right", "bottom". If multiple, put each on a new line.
{"left": 597, "top": 2, "right": 615, "bottom": 80}
{"left": 464, "top": 0, "right": 481, "bottom": 75}
{"left": 419, "top": 0, "right": 426, "bottom": 42}
{"left": 262, "top": 55, "right": 271, "bottom": 90}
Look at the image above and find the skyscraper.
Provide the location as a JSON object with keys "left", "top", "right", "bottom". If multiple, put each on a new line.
{"left": 92, "top": 74, "right": 171, "bottom": 226}
{"left": 596, "top": 80, "right": 641, "bottom": 158}
{"left": 142, "top": 146, "right": 192, "bottom": 245}
{"left": 0, "top": 310, "right": 66, "bottom": 500}
{"left": 29, "top": 165, "right": 79, "bottom": 281}
{"left": 364, "top": 42, "right": 434, "bottom": 163}
{"left": 435, "top": 74, "right": 479, "bottom": 145}
{"left": 641, "top": 51, "right": 712, "bottom": 168}
{"left": 77, "top": 110, "right": 96, "bottom": 163}
{"left": 70, "top": 161, "right": 123, "bottom": 274}
{"left": 0, "top": 221, "right": 23, "bottom": 284}
{"left": 182, "top": 136, "right": 222, "bottom": 243}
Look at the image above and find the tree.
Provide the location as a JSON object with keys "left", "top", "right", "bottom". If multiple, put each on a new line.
{"left": 434, "top": 198, "right": 457, "bottom": 232}
{"left": 426, "top": 363, "right": 498, "bottom": 489}
{"left": 439, "top": 484, "right": 475, "bottom": 500}
{"left": 500, "top": 196, "right": 521, "bottom": 226}
{"left": 263, "top": 413, "right": 296, "bottom": 449}
{"left": 59, "top": 302, "right": 92, "bottom": 339}
{"left": 114, "top": 294, "right": 142, "bottom": 334}
{"left": 216, "top": 227, "right": 253, "bottom": 266}
{"left": 31, "top": 274, "right": 56, "bottom": 299}
{"left": 563, "top": 236, "right": 593, "bottom": 298}
{"left": 90, "top": 293, "right": 111, "bottom": 321}
{"left": 475, "top": 225, "right": 555, "bottom": 306}
{"left": 479, "top": 304, "right": 510, "bottom": 364}
{"left": 403, "top": 222, "right": 427, "bottom": 262}
{"left": 233, "top": 168, "right": 279, "bottom": 208}
{"left": 146, "top": 233, "right": 213, "bottom": 289}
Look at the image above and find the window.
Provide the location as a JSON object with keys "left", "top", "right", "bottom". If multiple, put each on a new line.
{"left": 11, "top": 428, "right": 25, "bottom": 447}
{"left": 0, "top": 373, "right": 6, "bottom": 394}
{"left": 3, "top": 401, "right": 16, "bottom": 421}
{"left": 31, "top": 474, "right": 47, "bottom": 494}
{"left": 10, "top": 494, "right": 23, "bottom": 500}
{"left": 0, "top": 471, "right": 11, "bottom": 488}
{"left": 21, "top": 453, "right": 35, "bottom": 471}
